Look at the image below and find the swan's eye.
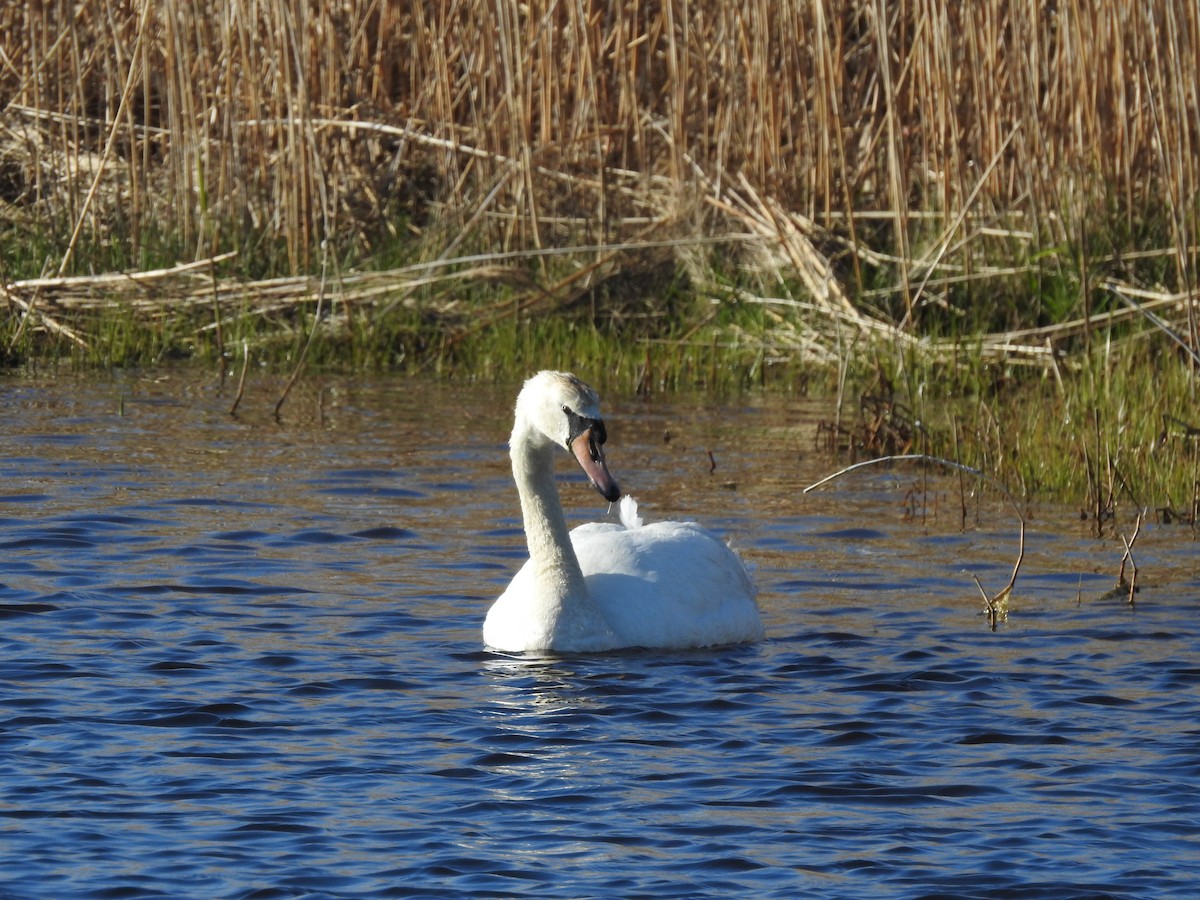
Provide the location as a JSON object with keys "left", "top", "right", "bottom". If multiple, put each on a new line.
{"left": 564, "top": 407, "right": 607, "bottom": 456}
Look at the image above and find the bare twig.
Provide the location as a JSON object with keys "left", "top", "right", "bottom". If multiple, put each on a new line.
{"left": 973, "top": 575, "right": 999, "bottom": 631}
{"left": 3, "top": 284, "right": 90, "bottom": 348}
{"left": 968, "top": 519, "right": 1025, "bottom": 630}
{"left": 1116, "top": 512, "right": 1143, "bottom": 604}
{"left": 1107, "top": 283, "right": 1200, "bottom": 367}
{"left": 952, "top": 418, "right": 969, "bottom": 529}
{"left": 804, "top": 453, "right": 1022, "bottom": 520}
{"left": 274, "top": 247, "right": 329, "bottom": 419}
{"left": 229, "top": 339, "right": 249, "bottom": 417}
{"left": 6, "top": 253, "right": 239, "bottom": 294}
{"left": 805, "top": 454, "right": 1026, "bottom": 626}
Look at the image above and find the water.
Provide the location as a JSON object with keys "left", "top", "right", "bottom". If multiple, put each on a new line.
{"left": 2, "top": 371, "right": 1198, "bottom": 899}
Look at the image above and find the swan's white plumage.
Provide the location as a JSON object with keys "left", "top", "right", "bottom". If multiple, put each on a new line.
{"left": 483, "top": 371, "right": 763, "bottom": 653}
{"left": 617, "top": 494, "right": 643, "bottom": 529}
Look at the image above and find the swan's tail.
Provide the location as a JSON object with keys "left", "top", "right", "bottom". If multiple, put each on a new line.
{"left": 618, "top": 494, "right": 644, "bottom": 529}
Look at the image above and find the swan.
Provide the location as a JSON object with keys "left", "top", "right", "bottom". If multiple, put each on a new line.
{"left": 484, "top": 370, "right": 763, "bottom": 653}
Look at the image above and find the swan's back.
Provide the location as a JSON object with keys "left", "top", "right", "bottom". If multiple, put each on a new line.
{"left": 569, "top": 516, "right": 763, "bottom": 649}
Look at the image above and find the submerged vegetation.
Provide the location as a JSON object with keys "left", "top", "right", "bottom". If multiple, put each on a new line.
{"left": 1, "top": 1, "right": 1198, "bottom": 512}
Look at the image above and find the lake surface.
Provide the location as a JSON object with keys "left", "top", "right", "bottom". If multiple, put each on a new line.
{"left": 1, "top": 370, "right": 1198, "bottom": 899}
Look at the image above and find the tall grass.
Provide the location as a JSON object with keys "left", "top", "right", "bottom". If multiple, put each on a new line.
{"left": 1, "top": 2, "right": 1194, "bottom": 289}
{"left": 5, "top": 3, "right": 1200, "bottom": 527}
{"left": 3, "top": 2, "right": 1199, "bottom": 511}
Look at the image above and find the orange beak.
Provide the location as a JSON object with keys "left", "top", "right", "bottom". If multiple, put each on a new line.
{"left": 570, "top": 427, "right": 620, "bottom": 502}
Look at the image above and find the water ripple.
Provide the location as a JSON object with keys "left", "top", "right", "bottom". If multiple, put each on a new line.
{"left": 1, "top": 376, "right": 1198, "bottom": 898}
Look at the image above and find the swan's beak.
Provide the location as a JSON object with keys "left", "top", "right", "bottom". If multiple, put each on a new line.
{"left": 570, "top": 427, "right": 620, "bottom": 503}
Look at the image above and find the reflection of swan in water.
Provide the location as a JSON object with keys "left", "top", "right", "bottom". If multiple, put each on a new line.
{"left": 483, "top": 371, "right": 763, "bottom": 653}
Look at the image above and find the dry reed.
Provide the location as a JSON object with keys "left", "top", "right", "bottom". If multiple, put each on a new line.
{"left": 1, "top": 1, "right": 1198, "bottom": 361}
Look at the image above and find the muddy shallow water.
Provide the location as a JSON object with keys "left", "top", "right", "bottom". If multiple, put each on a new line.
{"left": 2, "top": 371, "right": 1198, "bottom": 898}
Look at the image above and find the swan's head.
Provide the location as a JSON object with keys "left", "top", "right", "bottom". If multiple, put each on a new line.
{"left": 514, "top": 371, "right": 620, "bottom": 503}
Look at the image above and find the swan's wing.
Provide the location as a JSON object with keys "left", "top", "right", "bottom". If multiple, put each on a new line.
{"left": 575, "top": 520, "right": 751, "bottom": 587}
{"left": 570, "top": 521, "right": 626, "bottom": 538}
{"left": 571, "top": 520, "right": 762, "bottom": 648}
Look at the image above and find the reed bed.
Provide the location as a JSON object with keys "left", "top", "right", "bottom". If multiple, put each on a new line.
{"left": 2, "top": 1, "right": 1196, "bottom": 307}
{"left": 2, "top": 1, "right": 1199, "bottom": 505}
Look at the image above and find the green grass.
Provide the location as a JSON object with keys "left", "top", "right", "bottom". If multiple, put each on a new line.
{"left": 881, "top": 336, "right": 1200, "bottom": 524}
{"left": 3, "top": 218, "right": 1198, "bottom": 519}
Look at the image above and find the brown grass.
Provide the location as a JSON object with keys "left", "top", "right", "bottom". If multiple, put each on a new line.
{"left": 1, "top": 1, "right": 1197, "bottom": 349}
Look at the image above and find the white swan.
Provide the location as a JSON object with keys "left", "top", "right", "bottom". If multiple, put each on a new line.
{"left": 484, "top": 370, "right": 763, "bottom": 653}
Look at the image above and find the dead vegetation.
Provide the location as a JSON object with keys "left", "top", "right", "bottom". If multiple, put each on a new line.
{"left": 806, "top": 454, "right": 1159, "bottom": 628}
{"left": 1, "top": 1, "right": 1197, "bottom": 365}
{"left": 3, "top": 1, "right": 1200, "bottom": 514}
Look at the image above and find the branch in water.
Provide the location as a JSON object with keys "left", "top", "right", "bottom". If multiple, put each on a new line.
{"left": 804, "top": 453, "right": 1026, "bottom": 628}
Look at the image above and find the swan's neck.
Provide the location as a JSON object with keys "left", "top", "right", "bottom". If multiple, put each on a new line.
{"left": 511, "top": 432, "right": 587, "bottom": 605}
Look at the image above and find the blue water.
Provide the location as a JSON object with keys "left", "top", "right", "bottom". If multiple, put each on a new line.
{"left": 2, "top": 373, "right": 1198, "bottom": 898}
